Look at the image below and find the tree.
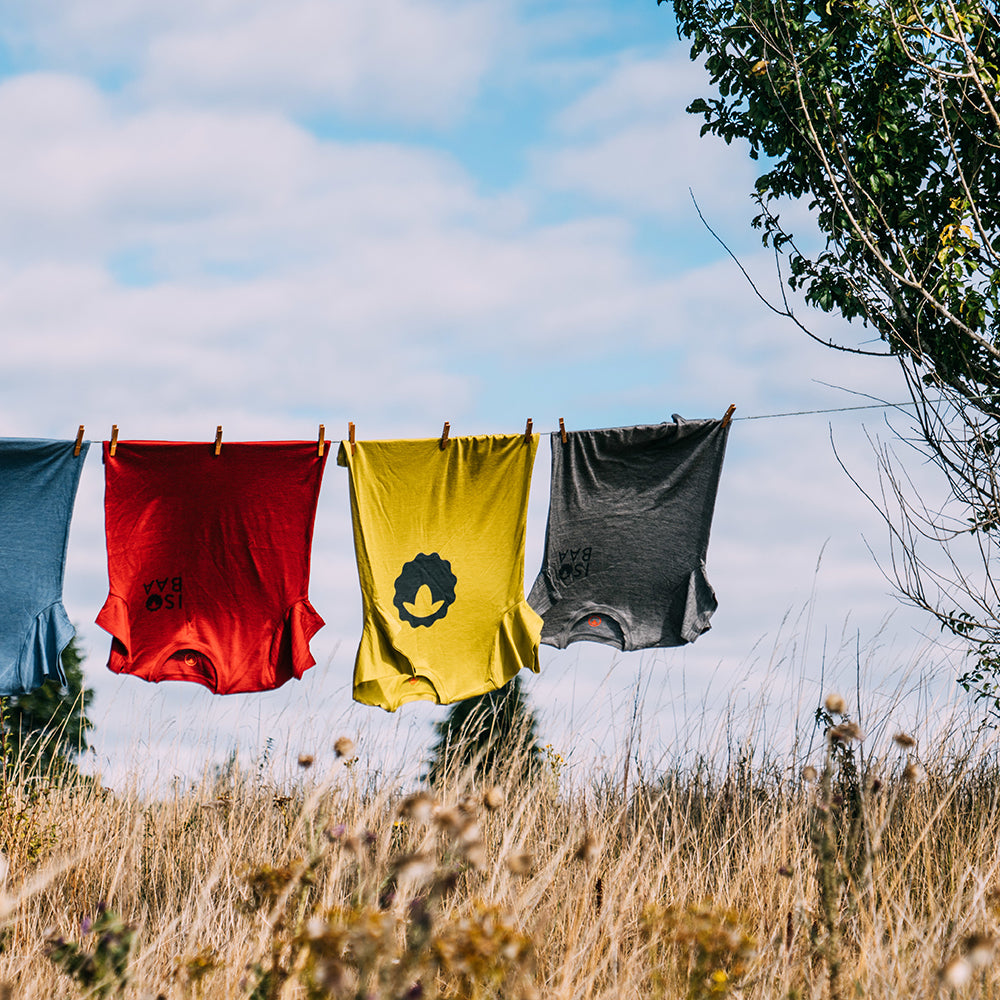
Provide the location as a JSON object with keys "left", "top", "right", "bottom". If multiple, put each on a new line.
{"left": 4, "top": 635, "right": 95, "bottom": 778}
{"left": 662, "top": 0, "right": 1000, "bottom": 710}
{"left": 424, "top": 675, "right": 543, "bottom": 786}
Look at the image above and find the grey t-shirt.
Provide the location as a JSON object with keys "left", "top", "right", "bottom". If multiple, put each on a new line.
{"left": 527, "top": 417, "right": 730, "bottom": 650}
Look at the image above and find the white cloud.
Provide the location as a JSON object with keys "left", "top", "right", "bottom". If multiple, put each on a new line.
{"left": 0, "top": 0, "right": 505, "bottom": 126}
{"left": 0, "top": 74, "right": 495, "bottom": 267}
{"left": 144, "top": 0, "right": 502, "bottom": 125}
{"left": 534, "top": 48, "right": 759, "bottom": 222}
{"left": 553, "top": 54, "right": 705, "bottom": 134}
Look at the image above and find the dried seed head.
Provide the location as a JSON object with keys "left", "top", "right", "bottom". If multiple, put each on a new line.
{"left": 392, "top": 852, "right": 435, "bottom": 884}
{"left": 777, "top": 865, "right": 792, "bottom": 878}
{"left": 305, "top": 917, "right": 327, "bottom": 940}
{"left": 458, "top": 794, "right": 478, "bottom": 817}
{"left": 964, "top": 932, "right": 996, "bottom": 968}
{"left": 483, "top": 786, "right": 504, "bottom": 811}
{"left": 334, "top": 737, "right": 356, "bottom": 759}
{"left": 801, "top": 765, "right": 818, "bottom": 782}
{"left": 434, "top": 806, "right": 462, "bottom": 834}
{"left": 828, "top": 721, "right": 864, "bottom": 744}
{"left": 941, "top": 956, "right": 972, "bottom": 988}
{"left": 506, "top": 850, "right": 533, "bottom": 875}
{"left": 574, "top": 833, "right": 599, "bottom": 864}
{"left": 398, "top": 792, "right": 435, "bottom": 825}
{"left": 464, "top": 841, "right": 487, "bottom": 870}
{"left": 297, "top": 754, "right": 314, "bottom": 769}
{"left": 903, "top": 761, "right": 926, "bottom": 784}
{"left": 824, "top": 693, "right": 847, "bottom": 715}
{"left": 893, "top": 732, "right": 917, "bottom": 749}
{"left": 457, "top": 819, "right": 482, "bottom": 846}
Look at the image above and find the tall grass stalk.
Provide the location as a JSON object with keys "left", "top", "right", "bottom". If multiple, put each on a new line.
{"left": 0, "top": 693, "right": 999, "bottom": 997}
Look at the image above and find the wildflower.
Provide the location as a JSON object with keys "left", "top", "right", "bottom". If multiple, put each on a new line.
{"left": 824, "top": 692, "right": 847, "bottom": 715}
{"left": 903, "top": 761, "right": 926, "bottom": 784}
{"left": 574, "top": 833, "right": 599, "bottom": 864}
{"left": 801, "top": 765, "right": 818, "bottom": 782}
{"left": 506, "top": 851, "right": 533, "bottom": 875}
{"left": 483, "top": 786, "right": 504, "bottom": 811}
{"left": 941, "top": 956, "right": 972, "bottom": 988}
{"left": 334, "top": 736, "right": 356, "bottom": 759}
{"left": 297, "top": 754, "right": 314, "bottom": 769}
{"left": 828, "top": 721, "right": 863, "bottom": 743}
{"left": 324, "top": 823, "right": 347, "bottom": 842}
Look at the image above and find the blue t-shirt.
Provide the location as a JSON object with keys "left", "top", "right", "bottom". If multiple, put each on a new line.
{"left": 0, "top": 438, "right": 89, "bottom": 694}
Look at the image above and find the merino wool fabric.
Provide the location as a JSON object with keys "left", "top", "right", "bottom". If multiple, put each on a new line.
{"left": 96, "top": 441, "right": 328, "bottom": 693}
{"left": 528, "top": 416, "right": 730, "bottom": 650}
{"left": 338, "top": 434, "right": 542, "bottom": 711}
{"left": 0, "top": 438, "right": 89, "bottom": 695}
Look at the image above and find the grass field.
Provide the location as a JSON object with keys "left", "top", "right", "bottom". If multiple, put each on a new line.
{"left": 1, "top": 693, "right": 999, "bottom": 999}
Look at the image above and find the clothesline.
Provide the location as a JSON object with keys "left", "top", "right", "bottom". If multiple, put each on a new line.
{"left": 734, "top": 400, "right": 922, "bottom": 421}
{"left": 69, "top": 400, "right": 929, "bottom": 455}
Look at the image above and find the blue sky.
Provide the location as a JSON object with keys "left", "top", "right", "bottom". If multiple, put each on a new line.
{"left": 0, "top": 0, "right": 962, "bottom": 785}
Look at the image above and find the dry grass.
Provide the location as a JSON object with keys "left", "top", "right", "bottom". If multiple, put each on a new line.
{"left": 1, "top": 700, "right": 1000, "bottom": 998}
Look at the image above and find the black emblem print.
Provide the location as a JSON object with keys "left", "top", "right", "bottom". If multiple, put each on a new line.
{"left": 142, "top": 576, "right": 183, "bottom": 612}
{"left": 556, "top": 546, "right": 592, "bottom": 583}
{"left": 393, "top": 553, "right": 457, "bottom": 628}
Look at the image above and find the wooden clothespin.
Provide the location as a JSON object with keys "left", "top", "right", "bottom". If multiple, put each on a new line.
{"left": 722, "top": 403, "right": 736, "bottom": 428}
{"left": 559, "top": 417, "right": 567, "bottom": 444}
{"left": 348, "top": 421, "right": 356, "bottom": 456}
{"left": 439, "top": 421, "right": 450, "bottom": 450}
{"left": 524, "top": 418, "right": 533, "bottom": 444}
{"left": 73, "top": 425, "right": 85, "bottom": 457}
{"left": 109, "top": 425, "right": 119, "bottom": 457}
{"left": 214, "top": 425, "right": 223, "bottom": 456}
{"left": 317, "top": 424, "right": 326, "bottom": 458}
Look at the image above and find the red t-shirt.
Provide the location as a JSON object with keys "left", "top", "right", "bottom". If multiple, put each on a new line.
{"left": 96, "top": 441, "right": 328, "bottom": 693}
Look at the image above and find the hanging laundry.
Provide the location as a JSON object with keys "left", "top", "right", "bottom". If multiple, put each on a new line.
{"left": 96, "top": 441, "right": 328, "bottom": 693}
{"left": 528, "top": 416, "right": 730, "bottom": 650}
{"left": 0, "top": 438, "right": 89, "bottom": 695}
{"left": 339, "top": 434, "right": 542, "bottom": 711}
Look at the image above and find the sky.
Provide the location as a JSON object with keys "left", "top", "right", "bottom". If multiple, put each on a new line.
{"left": 0, "top": 0, "right": 969, "bottom": 788}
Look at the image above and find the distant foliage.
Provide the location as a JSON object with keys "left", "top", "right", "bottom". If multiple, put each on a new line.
{"left": 425, "top": 675, "right": 543, "bottom": 786}
{"left": 4, "top": 635, "right": 95, "bottom": 777}
{"left": 663, "top": 0, "right": 1000, "bottom": 716}
{"left": 665, "top": 0, "right": 1000, "bottom": 391}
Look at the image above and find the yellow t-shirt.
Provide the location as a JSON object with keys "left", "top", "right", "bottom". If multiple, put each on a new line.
{"left": 338, "top": 434, "right": 542, "bottom": 711}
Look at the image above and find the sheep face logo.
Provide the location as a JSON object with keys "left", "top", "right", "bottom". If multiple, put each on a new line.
{"left": 393, "top": 553, "right": 457, "bottom": 628}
